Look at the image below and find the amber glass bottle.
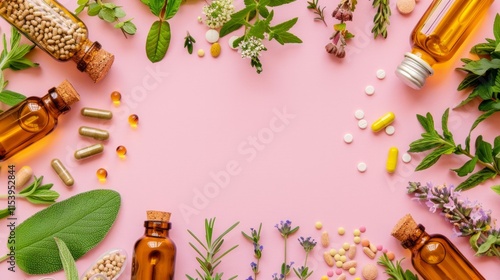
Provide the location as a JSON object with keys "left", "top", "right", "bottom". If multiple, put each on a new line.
{"left": 392, "top": 214, "right": 485, "bottom": 280}
{"left": 0, "top": 80, "right": 80, "bottom": 161}
{"left": 131, "top": 211, "right": 176, "bottom": 280}
{"left": 396, "top": 0, "right": 493, "bottom": 89}
{"left": 0, "top": 0, "right": 114, "bottom": 82}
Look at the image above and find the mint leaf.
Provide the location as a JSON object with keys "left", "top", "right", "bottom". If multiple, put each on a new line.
{"left": 475, "top": 136, "right": 494, "bottom": 163}
{"left": 268, "top": 0, "right": 296, "bottom": 6}
{"left": 463, "top": 58, "right": 500, "bottom": 75}
{"left": 415, "top": 145, "right": 455, "bottom": 171}
{"left": 220, "top": 16, "right": 246, "bottom": 37}
{"left": 441, "top": 108, "right": 453, "bottom": 141}
{"left": 492, "top": 185, "right": 500, "bottom": 195}
{"left": 271, "top": 18, "right": 298, "bottom": 32}
{"left": 456, "top": 168, "right": 497, "bottom": 191}
{"left": 146, "top": 20, "right": 171, "bottom": 63}
{"left": 452, "top": 157, "right": 478, "bottom": 176}
{"left": 54, "top": 237, "right": 79, "bottom": 280}
{"left": 0, "top": 89, "right": 25, "bottom": 106}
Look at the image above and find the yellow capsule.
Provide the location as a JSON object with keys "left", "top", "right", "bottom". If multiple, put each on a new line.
{"left": 96, "top": 168, "right": 108, "bottom": 181}
{"left": 371, "top": 112, "right": 395, "bottom": 132}
{"left": 386, "top": 146, "right": 399, "bottom": 173}
{"left": 74, "top": 144, "right": 104, "bottom": 160}
{"left": 78, "top": 126, "right": 110, "bottom": 141}
{"left": 81, "top": 107, "right": 113, "bottom": 120}
{"left": 51, "top": 159, "right": 74, "bottom": 186}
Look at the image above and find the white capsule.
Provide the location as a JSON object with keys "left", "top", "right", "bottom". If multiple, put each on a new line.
{"left": 365, "top": 85, "right": 375, "bottom": 95}
{"left": 358, "top": 119, "right": 368, "bottom": 129}
{"left": 344, "top": 133, "right": 354, "bottom": 144}
{"left": 357, "top": 162, "right": 367, "bottom": 172}
{"left": 205, "top": 29, "right": 219, "bottom": 43}
{"left": 376, "top": 69, "right": 386, "bottom": 79}
{"left": 402, "top": 153, "right": 412, "bottom": 163}
{"left": 354, "top": 109, "right": 365, "bottom": 120}
{"left": 385, "top": 125, "right": 396, "bottom": 135}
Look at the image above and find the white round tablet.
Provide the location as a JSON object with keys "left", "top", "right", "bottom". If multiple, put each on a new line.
{"left": 228, "top": 36, "right": 239, "bottom": 50}
{"left": 376, "top": 69, "right": 386, "bottom": 79}
{"left": 357, "top": 162, "right": 367, "bottom": 172}
{"left": 358, "top": 119, "right": 368, "bottom": 129}
{"left": 402, "top": 153, "right": 412, "bottom": 163}
{"left": 354, "top": 109, "right": 365, "bottom": 120}
{"left": 205, "top": 29, "right": 219, "bottom": 43}
{"left": 385, "top": 125, "right": 395, "bottom": 135}
{"left": 365, "top": 85, "right": 375, "bottom": 95}
{"left": 344, "top": 133, "right": 354, "bottom": 144}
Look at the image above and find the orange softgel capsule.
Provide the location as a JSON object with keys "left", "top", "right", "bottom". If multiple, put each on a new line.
{"left": 116, "top": 145, "right": 127, "bottom": 157}
{"left": 110, "top": 91, "right": 121, "bottom": 105}
{"left": 96, "top": 168, "right": 108, "bottom": 180}
{"left": 128, "top": 114, "right": 139, "bottom": 127}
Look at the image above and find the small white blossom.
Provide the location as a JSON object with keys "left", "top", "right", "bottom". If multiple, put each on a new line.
{"left": 238, "top": 36, "right": 267, "bottom": 59}
{"left": 202, "top": 0, "right": 235, "bottom": 29}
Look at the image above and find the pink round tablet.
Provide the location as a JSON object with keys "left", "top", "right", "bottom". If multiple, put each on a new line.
{"left": 359, "top": 226, "right": 366, "bottom": 233}
{"left": 382, "top": 248, "right": 388, "bottom": 253}
{"left": 377, "top": 245, "right": 383, "bottom": 251}
{"left": 327, "top": 270, "right": 334, "bottom": 277}
{"left": 336, "top": 269, "right": 343, "bottom": 275}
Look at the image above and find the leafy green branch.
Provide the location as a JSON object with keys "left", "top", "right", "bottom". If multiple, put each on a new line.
{"left": 186, "top": 218, "right": 240, "bottom": 280}
{"left": 0, "top": 176, "right": 59, "bottom": 214}
{"left": 371, "top": 0, "right": 391, "bottom": 38}
{"left": 0, "top": 27, "right": 38, "bottom": 109}
{"left": 75, "top": 0, "right": 136, "bottom": 37}
{"left": 408, "top": 108, "right": 500, "bottom": 193}
{"left": 377, "top": 253, "right": 419, "bottom": 280}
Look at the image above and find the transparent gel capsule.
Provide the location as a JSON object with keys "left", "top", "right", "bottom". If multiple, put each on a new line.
{"left": 96, "top": 168, "right": 108, "bottom": 181}
{"left": 128, "top": 114, "right": 139, "bottom": 127}
{"left": 116, "top": 145, "right": 127, "bottom": 158}
{"left": 110, "top": 91, "right": 121, "bottom": 105}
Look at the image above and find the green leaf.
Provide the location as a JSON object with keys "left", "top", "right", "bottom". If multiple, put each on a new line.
{"left": 219, "top": 16, "right": 246, "bottom": 38}
{"left": 271, "top": 18, "right": 298, "bottom": 32}
{"left": 102, "top": 3, "right": 117, "bottom": 9}
{"left": 74, "top": 5, "right": 85, "bottom": 15}
{"left": 470, "top": 232, "right": 481, "bottom": 251}
{"left": 25, "top": 189, "right": 59, "bottom": 204}
{"left": 54, "top": 237, "right": 79, "bottom": 280}
{"left": 477, "top": 235, "right": 497, "bottom": 254}
{"left": 149, "top": 0, "right": 166, "bottom": 16}
{"left": 417, "top": 113, "right": 435, "bottom": 133}
{"left": 415, "top": 146, "right": 455, "bottom": 171}
{"left": 99, "top": 7, "right": 116, "bottom": 23}
{"left": 408, "top": 138, "right": 443, "bottom": 152}
{"left": 268, "top": 0, "right": 296, "bottom": 6}
{"left": 451, "top": 157, "right": 478, "bottom": 176}
{"left": 0, "top": 207, "right": 12, "bottom": 219}
{"left": 11, "top": 190, "right": 121, "bottom": 274}
{"left": 462, "top": 58, "right": 500, "bottom": 75}
{"left": 478, "top": 100, "right": 500, "bottom": 111}
{"left": 146, "top": 21, "right": 171, "bottom": 63}
{"left": 334, "top": 23, "right": 346, "bottom": 31}
{"left": 457, "top": 72, "right": 481, "bottom": 91}
{"left": 0, "top": 90, "right": 26, "bottom": 106}
{"left": 441, "top": 108, "right": 453, "bottom": 141}
{"left": 491, "top": 185, "right": 500, "bottom": 195}
{"left": 273, "top": 31, "right": 302, "bottom": 45}
{"left": 247, "top": 20, "right": 268, "bottom": 39}
{"left": 456, "top": 168, "right": 497, "bottom": 191}
{"left": 165, "top": 0, "right": 182, "bottom": 19}
{"left": 475, "top": 135, "right": 494, "bottom": 163}
{"left": 493, "top": 14, "right": 500, "bottom": 41}
{"left": 470, "top": 42, "right": 496, "bottom": 55}
{"left": 114, "top": 7, "right": 126, "bottom": 18}
{"left": 257, "top": 5, "right": 270, "bottom": 18}
{"left": 122, "top": 21, "right": 137, "bottom": 35}
{"left": 87, "top": 3, "right": 101, "bottom": 16}
{"left": 77, "top": 0, "right": 89, "bottom": 5}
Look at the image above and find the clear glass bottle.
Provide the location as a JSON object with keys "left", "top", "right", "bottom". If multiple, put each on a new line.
{"left": 131, "top": 211, "right": 176, "bottom": 280}
{"left": 0, "top": 80, "right": 80, "bottom": 161}
{"left": 395, "top": 0, "right": 493, "bottom": 89}
{"left": 392, "top": 214, "right": 485, "bottom": 280}
{"left": 0, "top": 0, "right": 114, "bottom": 82}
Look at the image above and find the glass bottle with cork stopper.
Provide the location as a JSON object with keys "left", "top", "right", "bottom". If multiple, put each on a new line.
{"left": 131, "top": 210, "right": 176, "bottom": 280}
{"left": 391, "top": 214, "right": 485, "bottom": 280}
{"left": 0, "top": 0, "right": 114, "bottom": 82}
{"left": 395, "top": 0, "right": 493, "bottom": 89}
{"left": 0, "top": 79, "right": 80, "bottom": 161}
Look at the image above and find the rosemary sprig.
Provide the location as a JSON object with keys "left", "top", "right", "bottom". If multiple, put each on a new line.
{"left": 186, "top": 218, "right": 240, "bottom": 280}
{"left": 377, "top": 253, "right": 419, "bottom": 280}
{"left": 371, "top": 0, "right": 391, "bottom": 38}
{"left": 307, "top": 0, "right": 327, "bottom": 26}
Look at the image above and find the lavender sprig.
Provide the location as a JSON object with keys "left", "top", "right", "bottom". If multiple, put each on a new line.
{"left": 242, "top": 223, "right": 263, "bottom": 280}
{"left": 293, "top": 237, "right": 317, "bottom": 280}
{"left": 275, "top": 220, "right": 299, "bottom": 280}
{"left": 408, "top": 182, "right": 500, "bottom": 257}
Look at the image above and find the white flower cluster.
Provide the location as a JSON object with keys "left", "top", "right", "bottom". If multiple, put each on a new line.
{"left": 202, "top": 0, "right": 235, "bottom": 29}
{"left": 238, "top": 37, "right": 267, "bottom": 59}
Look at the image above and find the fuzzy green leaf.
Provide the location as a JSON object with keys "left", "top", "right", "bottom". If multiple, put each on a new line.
{"left": 452, "top": 157, "right": 478, "bottom": 176}
{"left": 456, "top": 168, "right": 497, "bottom": 191}
{"left": 74, "top": 5, "right": 85, "bottom": 15}
{"left": 470, "top": 232, "right": 481, "bottom": 251}
{"left": 165, "top": 0, "right": 182, "bottom": 20}
{"left": 407, "top": 138, "right": 443, "bottom": 152}
{"left": 54, "top": 237, "right": 79, "bottom": 280}
{"left": 146, "top": 21, "right": 171, "bottom": 63}
{"left": 415, "top": 146, "right": 455, "bottom": 171}
{"left": 10, "top": 190, "right": 121, "bottom": 274}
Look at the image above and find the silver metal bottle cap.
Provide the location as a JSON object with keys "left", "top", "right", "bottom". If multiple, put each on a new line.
{"left": 395, "top": 52, "right": 434, "bottom": 90}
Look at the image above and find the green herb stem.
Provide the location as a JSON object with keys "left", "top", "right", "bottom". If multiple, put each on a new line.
{"left": 284, "top": 237, "right": 288, "bottom": 280}
{"left": 0, "top": 254, "right": 8, "bottom": 263}
{"left": 456, "top": 147, "right": 500, "bottom": 173}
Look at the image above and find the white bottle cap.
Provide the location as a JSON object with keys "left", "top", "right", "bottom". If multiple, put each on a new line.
{"left": 395, "top": 52, "right": 434, "bottom": 90}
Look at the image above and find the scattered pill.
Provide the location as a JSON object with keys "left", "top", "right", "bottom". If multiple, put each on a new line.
{"left": 348, "top": 267, "right": 356, "bottom": 275}
{"left": 336, "top": 269, "right": 343, "bottom": 275}
{"left": 197, "top": 49, "right": 205, "bottom": 57}
{"left": 376, "top": 69, "right": 386, "bottom": 79}
{"left": 51, "top": 159, "right": 74, "bottom": 186}
{"left": 338, "top": 227, "right": 346, "bottom": 235}
{"left": 365, "top": 85, "right": 375, "bottom": 95}
{"left": 363, "top": 247, "right": 376, "bottom": 259}
{"left": 324, "top": 252, "right": 335, "bottom": 267}
{"left": 386, "top": 251, "right": 396, "bottom": 260}
{"left": 397, "top": 0, "right": 416, "bottom": 14}
{"left": 74, "top": 144, "right": 104, "bottom": 160}
{"left": 81, "top": 107, "right": 113, "bottom": 120}
{"left": 343, "top": 133, "right": 354, "bottom": 144}
{"left": 385, "top": 125, "right": 396, "bottom": 135}
{"left": 116, "top": 145, "right": 127, "bottom": 158}
{"left": 321, "top": 276, "right": 329, "bottom": 280}
{"left": 335, "top": 260, "right": 343, "bottom": 268}
{"left": 110, "top": 91, "right": 121, "bottom": 105}
{"left": 371, "top": 112, "right": 395, "bottom": 132}
{"left": 15, "top": 166, "right": 33, "bottom": 188}
{"left": 386, "top": 146, "right": 399, "bottom": 173}
{"left": 315, "top": 221, "right": 323, "bottom": 230}
{"left": 79, "top": 126, "right": 110, "bottom": 141}
{"left": 228, "top": 36, "right": 239, "bottom": 50}
{"left": 361, "top": 239, "right": 370, "bottom": 247}
{"left": 197, "top": 16, "right": 203, "bottom": 23}
{"left": 353, "top": 229, "right": 361, "bottom": 236}
{"left": 359, "top": 226, "right": 366, "bottom": 233}
{"left": 342, "top": 242, "right": 350, "bottom": 250}
{"left": 357, "top": 162, "right": 367, "bottom": 172}
{"left": 347, "top": 245, "right": 356, "bottom": 259}
{"left": 338, "top": 248, "right": 346, "bottom": 255}
{"left": 334, "top": 254, "right": 341, "bottom": 261}
{"left": 321, "top": 231, "right": 330, "bottom": 247}
{"left": 342, "top": 261, "right": 357, "bottom": 270}
{"left": 358, "top": 119, "right": 368, "bottom": 129}
{"left": 96, "top": 168, "right": 108, "bottom": 181}
{"left": 128, "top": 114, "right": 139, "bottom": 127}
{"left": 369, "top": 243, "right": 378, "bottom": 253}
{"left": 205, "top": 29, "right": 219, "bottom": 43}
{"left": 377, "top": 245, "right": 383, "bottom": 251}
{"left": 210, "top": 42, "right": 221, "bottom": 57}
{"left": 327, "top": 270, "right": 334, "bottom": 277}
{"left": 354, "top": 109, "right": 365, "bottom": 120}
{"left": 361, "top": 263, "right": 378, "bottom": 280}
{"left": 330, "top": 249, "right": 338, "bottom": 256}
{"left": 353, "top": 236, "right": 361, "bottom": 244}
{"left": 402, "top": 153, "right": 412, "bottom": 163}
{"left": 337, "top": 273, "right": 346, "bottom": 280}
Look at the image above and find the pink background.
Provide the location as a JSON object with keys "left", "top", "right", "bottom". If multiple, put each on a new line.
{"left": 1, "top": 0, "right": 500, "bottom": 279}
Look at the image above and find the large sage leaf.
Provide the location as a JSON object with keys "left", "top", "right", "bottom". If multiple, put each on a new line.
{"left": 146, "top": 20, "right": 171, "bottom": 63}
{"left": 11, "top": 189, "right": 121, "bottom": 274}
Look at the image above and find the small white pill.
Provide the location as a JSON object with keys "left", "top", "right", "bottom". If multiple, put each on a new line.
{"left": 385, "top": 125, "right": 395, "bottom": 135}
{"left": 402, "top": 153, "right": 412, "bottom": 163}
{"left": 354, "top": 109, "right": 365, "bottom": 120}
{"left": 205, "top": 29, "right": 219, "bottom": 43}
{"left": 357, "top": 162, "right": 367, "bottom": 172}
{"left": 344, "top": 133, "right": 354, "bottom": 143}
{"left": 197, "top": 16, "right": 203, "bottom": 23}
{"left": 376, "top": 69, "right": 386, "bottom": 79}
{"left": 358, "top": 119, "right": 368, "bottom": 129}
{"left": 365, "top": 85, "right": 375, "bottom": 95}
{"left": 228, "top": 36, "right": 239, "bottom": 50}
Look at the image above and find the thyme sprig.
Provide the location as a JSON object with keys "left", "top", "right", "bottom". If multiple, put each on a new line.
{"left": 371, "top": 0, "right": 391, "bottom": 38}
{"left": 377, "top": 253, "right": 419, "bottom": 280}
{"left": 306, "top": 0, "right": 327, "bottom": 26}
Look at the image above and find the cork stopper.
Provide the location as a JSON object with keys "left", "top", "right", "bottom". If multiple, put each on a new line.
{"left": 55, "top": 80, "right": 80, "bottom": 106}
{"left": 85, "top": 45, "right": 115, "bottom": 83}
{"left": 146, "top": 210, "right": 171, "bottom": 222}
{"left": 391, "top": 214, "right": 420, "bottom": 242}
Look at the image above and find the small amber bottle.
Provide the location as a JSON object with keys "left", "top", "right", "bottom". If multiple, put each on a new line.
{"left": 396, "top": 0, "right": 493, "bottom": 89}
{"left": 0, "top": 80, "right": 80, "bottom": 161}
{"left": 0, "top": 0, "right": 114, "bottom": 82}
{"left": 131, "top": 211, "right": 176, "bottom": 280}
{"left": 392, "top": 214, "right": 485, "bottom": 280}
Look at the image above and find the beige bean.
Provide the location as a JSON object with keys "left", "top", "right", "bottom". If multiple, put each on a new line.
{"left": 363, "top": 247, "right": 376, "bottom": 259}
{"left": 323, "top": 251, "right": 335, "bottom": 267}
{"left": 341, "top": 260, "right": 357, "bottom": 270}
{"left": 321, "top": 231, "right": 330, "bottom": 247}
{"left": 15, "top": 166, "right": 33, "bottom": 188}
{"left": 347, "top": 244, "right": 356, "bottom": 259}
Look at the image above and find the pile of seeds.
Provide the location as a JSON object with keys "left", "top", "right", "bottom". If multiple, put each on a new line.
{"left": 81, "top": 250, "right": 127, "bottom": 280}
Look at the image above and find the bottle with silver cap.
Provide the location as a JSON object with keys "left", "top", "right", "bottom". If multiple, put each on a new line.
{"left": 395, "top": 0, "right": 493, "bottom": 89}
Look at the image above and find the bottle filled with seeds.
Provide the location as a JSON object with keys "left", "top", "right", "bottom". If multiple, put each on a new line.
{"left": 0, "top": 80, "right": 80, "bottom": 161}
{"left": 0, "top": 0, "right": 114, "bottom": 82}
{"left": 131, "top": 211, "right": 176, "bottom": 280}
